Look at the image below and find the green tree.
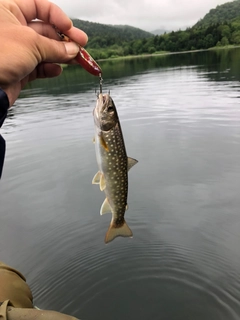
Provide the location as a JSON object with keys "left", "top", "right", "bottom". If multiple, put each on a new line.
{"left": 148, "top": 47, "right": 156, "bottom": 54}
{"left": 131, "top": 40, "right": 143, "bottom": 54}
{"left": 204, "top": 34, "right": 215, "bottom": 48}
{"left": 231, "top": 30, "right": 240, "bottom": 44}
{"left": 221, "top": 36, "right": 229, "bottom": 46}
{"left": 218, "top": 25, "right": 231, "bottom": 39}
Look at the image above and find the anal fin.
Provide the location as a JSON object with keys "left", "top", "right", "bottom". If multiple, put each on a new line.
{"left": 100, "top": 198, "right": 111, "bottom": 215}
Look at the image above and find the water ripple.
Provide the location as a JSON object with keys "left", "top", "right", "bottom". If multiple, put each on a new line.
{"left": 1, "top": 53, "right": 240, "bottom": 320}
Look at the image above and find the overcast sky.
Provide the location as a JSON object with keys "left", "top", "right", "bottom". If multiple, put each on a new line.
{"left": 51, "top": 0, "right": 231, "bottom": 32}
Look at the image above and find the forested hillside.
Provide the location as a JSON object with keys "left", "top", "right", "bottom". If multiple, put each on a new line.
{"left": 195, "top": 0, "right": 240, "bottom": 28}
{"left": 72, "top": 19, "right": 153, "bottom": 48}
{"left": 86, "top": 18, "right": 240, "bottom": 59}
{"left": 140, "top": 17, "right": 240, "bottom": 53}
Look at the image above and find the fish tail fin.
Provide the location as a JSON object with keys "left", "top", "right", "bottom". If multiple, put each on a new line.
{"left": 105, "top": 219, "right": 133, "bottom": 244}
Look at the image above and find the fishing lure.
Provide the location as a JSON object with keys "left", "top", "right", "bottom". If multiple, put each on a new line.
{"left": 57, "top": 31, "right": 102, "bottom": 77}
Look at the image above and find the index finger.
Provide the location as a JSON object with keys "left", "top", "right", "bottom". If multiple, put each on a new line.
{"left": 14, "top": 0, "right": 72, "bottom": 31}
{"left": 28, "top": 21, "right": 88, "bottom": 46}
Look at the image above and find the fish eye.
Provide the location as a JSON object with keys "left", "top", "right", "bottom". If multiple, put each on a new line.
{"left": 107, "top": 106, "right": 114, "bottom": 112}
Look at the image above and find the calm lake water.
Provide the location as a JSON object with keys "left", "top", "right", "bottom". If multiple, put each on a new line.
{"left": 1, "top": 48, "right": 240, "bottom": 320}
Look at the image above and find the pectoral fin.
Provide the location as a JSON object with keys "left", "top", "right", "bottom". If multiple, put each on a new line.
{"left": 127, "top": 157, "right": 138, "bottom": 171}
{"left": 99, "top": 133, "right": 109, "bottom": 152}
{"left": 100, "top": 198, "right": 112, "bottom": 215}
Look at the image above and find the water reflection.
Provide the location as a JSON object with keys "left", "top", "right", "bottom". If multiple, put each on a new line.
{"left": 21, "top": 47, "right": 240, "bottom": 98}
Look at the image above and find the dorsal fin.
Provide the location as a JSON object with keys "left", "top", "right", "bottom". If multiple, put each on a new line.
{"left": 127, "top": 157, "right": 138, "bottom": 171}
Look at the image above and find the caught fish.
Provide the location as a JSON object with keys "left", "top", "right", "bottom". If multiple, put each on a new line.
{"left": 92, "top": 93, "right": 138, "bottom": 243}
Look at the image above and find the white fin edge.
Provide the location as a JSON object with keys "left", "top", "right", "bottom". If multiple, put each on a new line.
{"left": 100, "top": 174, "right": 106, "bottom": 191}
{"left": 100, "top": 198, "right": 112, "bottom": 215}
{"left": 92, "top": 171, "right": 101, "bottom": 184}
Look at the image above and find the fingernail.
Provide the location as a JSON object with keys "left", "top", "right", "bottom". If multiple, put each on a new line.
{"left": 64, "top": 42, "right": 79, "bottom": 57}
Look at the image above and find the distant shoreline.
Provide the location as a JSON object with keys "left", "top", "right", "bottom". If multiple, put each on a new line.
{"left": 97, "top": 45, "right": 240, "bottom": 62}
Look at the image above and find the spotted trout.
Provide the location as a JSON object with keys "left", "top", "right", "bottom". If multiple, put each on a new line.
{"left": 92, "top": 93, "right": 138, "bottom": 243}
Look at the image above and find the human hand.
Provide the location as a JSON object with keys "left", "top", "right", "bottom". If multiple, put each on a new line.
{"left": 0, "top": 0, "right": 88, "bottom": 106}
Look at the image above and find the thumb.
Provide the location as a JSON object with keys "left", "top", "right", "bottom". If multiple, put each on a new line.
{"left": 37, "top": 36, "right": 80, "bottom": 63}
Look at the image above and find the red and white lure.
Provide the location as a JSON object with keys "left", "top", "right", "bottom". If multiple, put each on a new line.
{"left": 56, "top": 31, "right": 102, "bottom": 77}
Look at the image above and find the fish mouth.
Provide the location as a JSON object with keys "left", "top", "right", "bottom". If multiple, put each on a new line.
{"left": 94, "top": 93, "right": 110, "bottom": 124}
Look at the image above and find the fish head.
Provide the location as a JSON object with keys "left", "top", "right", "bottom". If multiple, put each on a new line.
{"left": 93, "top": 94, "right": 118, "bottom": 131}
